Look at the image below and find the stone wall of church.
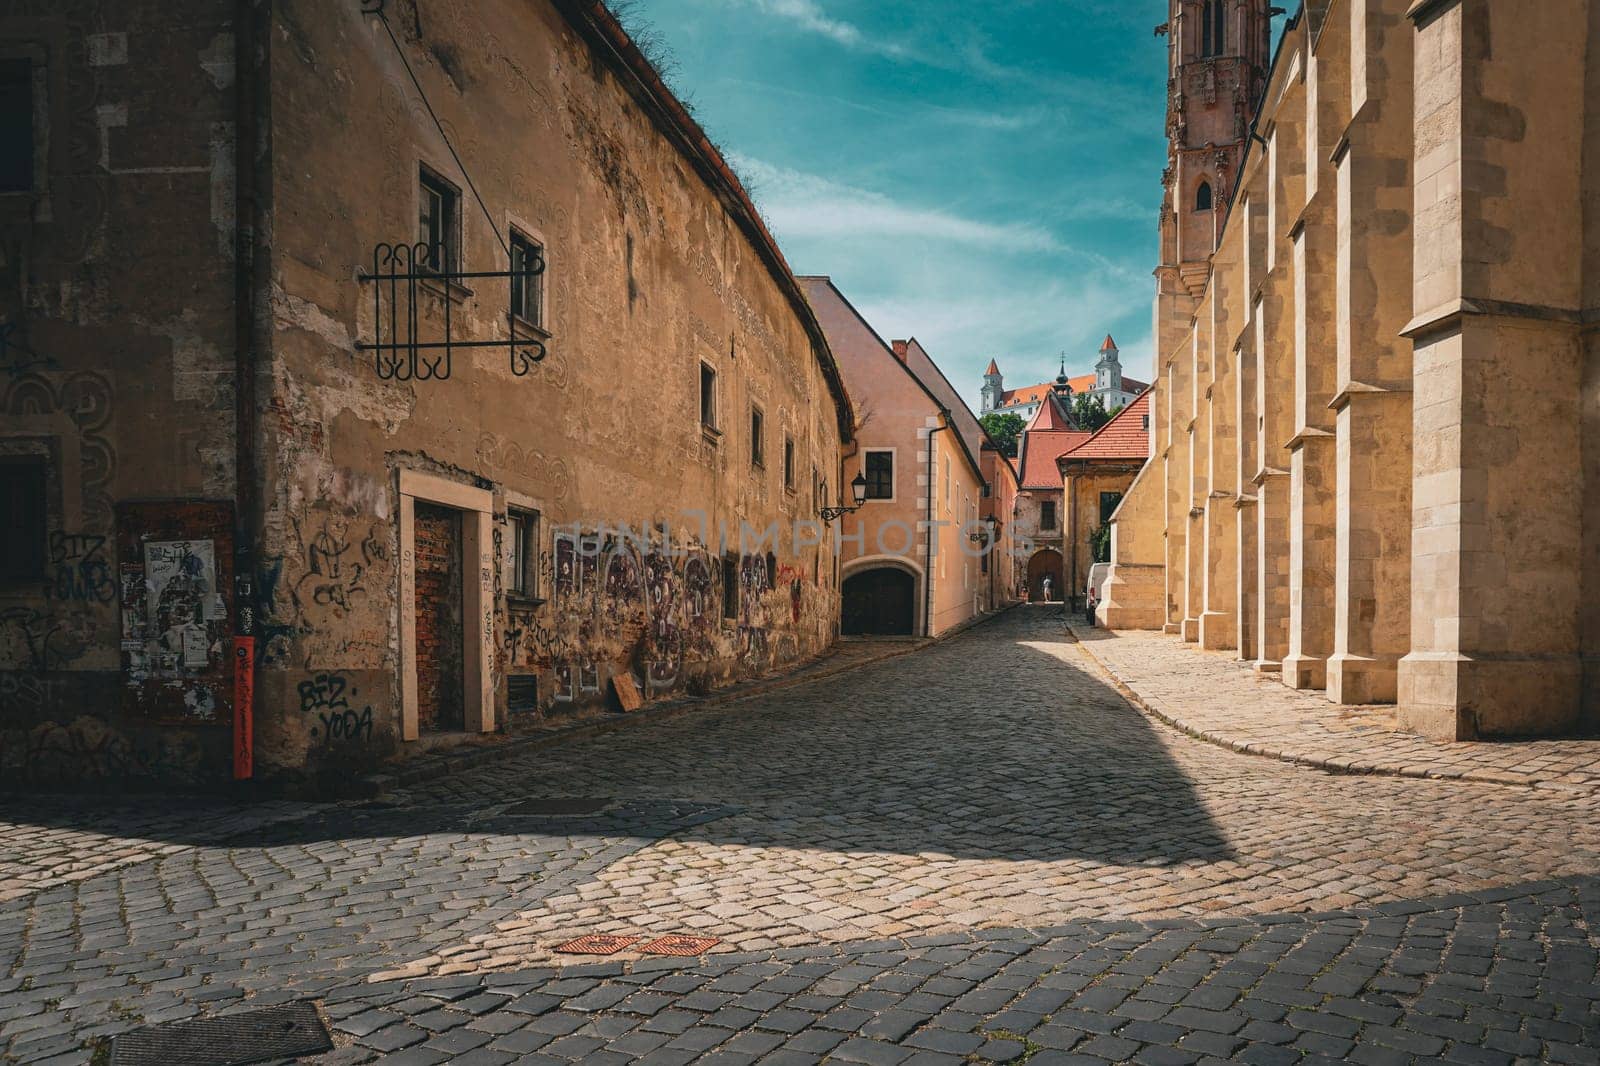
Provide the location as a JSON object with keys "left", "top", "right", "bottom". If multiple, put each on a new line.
{"left": 1108, "top": 0, "right": 1600, "bottom": 739}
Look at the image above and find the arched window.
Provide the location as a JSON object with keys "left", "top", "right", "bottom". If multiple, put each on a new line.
{"left": 1201, "top": 0, "right": 1226, "bottom": 57}
{"left": 1196, "top": 181, "right": 1214, "bottom": 212}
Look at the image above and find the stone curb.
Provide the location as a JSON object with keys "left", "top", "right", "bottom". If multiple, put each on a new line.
{"left": 356, "top": 603, "right": 1023, "bottom": 798}
{"left": 1064, "top": 622, "right": 1592, "bottom": 796}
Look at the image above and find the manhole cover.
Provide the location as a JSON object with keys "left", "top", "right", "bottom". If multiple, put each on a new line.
{"left": 639, "top": 935, "right": 721, "bottom": 957}
{"left": 554, "top": 934, "right": 642, "bottom": 955}
{"left": 110, "top": 1001, "right": 331, "bottom": 1066}
{"left": 504, "top": 796, "right": 614, "bottom": 816}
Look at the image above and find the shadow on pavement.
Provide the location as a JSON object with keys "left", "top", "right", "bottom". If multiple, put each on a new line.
{"left": 0, "top": 608, "right": 1234, "bottom": 867}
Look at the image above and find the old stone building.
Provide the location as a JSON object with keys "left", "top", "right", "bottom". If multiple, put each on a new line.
{"left": 1104, "top": 0, "right": 1600, "bottom": 738}
{"left": 0, "top": 0, "right": 855, "bottom": 787}
{"left": 1013, "top": 383, "right": 1090, "bottom": 602}
{"left": 1057, "top": 391, "right": 1152, "bottom": 611}
{"left": 800, "top": 278, "right": 1000, "bottom": 637}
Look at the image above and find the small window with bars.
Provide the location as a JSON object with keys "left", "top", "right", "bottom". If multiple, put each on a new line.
{"left": 722, "top": 553, "right": 739, "bottom": 620}
{"left": 863, "top": 450, "right": 894, "bottom": 500}
{"left": 508, "top": 507, "right": 540, "bottom": 601}
{"left": 418, "top": 166, "right": 460, "bottom": 274}
{"left": 509, "top": 231, "right": 544, "bottom": 329}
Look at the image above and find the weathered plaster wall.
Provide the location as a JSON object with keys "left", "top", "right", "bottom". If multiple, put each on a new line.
{"left": 0, "top": 1, "right": 243, "bottom": 787}
{"left": 802, "top": 282, "right": 986, "bottom": 637}
{"left": 250, "top": 0, "right": 848, "bottom": 777}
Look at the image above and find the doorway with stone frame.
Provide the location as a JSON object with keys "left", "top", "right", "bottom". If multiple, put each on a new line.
{"left": 398, "top": 470, "right": 496, "bottom": 741}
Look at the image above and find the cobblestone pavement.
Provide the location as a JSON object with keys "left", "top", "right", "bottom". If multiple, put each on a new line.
{"left": 1070, "top": 623, "right": 1600, "bottom": 794}
{"left": 0, "top": 798, "right": 318, "bottom": 905}
{"left": 2, "top": 607, "right": 1599, "bottom": 1064}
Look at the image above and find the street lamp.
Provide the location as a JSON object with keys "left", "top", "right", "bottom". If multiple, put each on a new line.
{"left": 820, "top": 473, "right": 869, "bottom": 524}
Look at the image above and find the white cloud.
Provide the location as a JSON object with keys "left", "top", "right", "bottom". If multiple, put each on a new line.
{"left": 730, "top": 154, "right": 1062, "bottom": 254}
{"left": 722, "top": 155, "right": 1155, "bottom": 406}
{"left": 733, "top": 0, "right": 910, "bottom": 57}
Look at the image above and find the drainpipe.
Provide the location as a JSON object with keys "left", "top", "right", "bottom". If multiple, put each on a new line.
{"left": 230, "top": 0, "right": 265, "bottom": 781}
{"left": 924, "top": 417, "right": 948, "bottom": 637}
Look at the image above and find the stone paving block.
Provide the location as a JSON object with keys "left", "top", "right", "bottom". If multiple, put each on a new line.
{"left": 4, "top": 613, "right": 1600, "bottom": 1066}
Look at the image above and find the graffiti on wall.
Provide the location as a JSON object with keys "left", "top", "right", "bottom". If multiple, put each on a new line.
{"left": 291, "top": 517, "right": 385, "bottom": 617}
{"left": 0, "top": 607, "right": 89, "bottom": 672}
{"left": 297, "top": 671, "right": 374, "bottom": 748}
{"left": 45, "top": 533, "right": 115, "bottom": 604}
{"left": 497, "top": 522, "right": 829, "bottom": 715}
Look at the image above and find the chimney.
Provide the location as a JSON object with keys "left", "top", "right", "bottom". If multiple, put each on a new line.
{"left": 890, "top": 340, "right": 908, "bottom": 364}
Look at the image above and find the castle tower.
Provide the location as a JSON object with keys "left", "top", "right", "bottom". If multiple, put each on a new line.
{"left": 980, "top": 358, "right": 1003, "bottom": 413}
{"left": 1095, "top": 334, "right": 1122, "bottom": 393}
{"left": 1158, "top": 0, "right": 1275, "bottom": 299}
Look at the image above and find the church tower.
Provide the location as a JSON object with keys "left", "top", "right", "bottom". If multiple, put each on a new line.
{"left": 1095, "top": 334, "right": 1122, "bottom": 394}
{"left": 980, "top": 359, "right": 1004, "bottom": 413}
{"left": 1157, "top": 0, "right": 1275, "bottom": 299}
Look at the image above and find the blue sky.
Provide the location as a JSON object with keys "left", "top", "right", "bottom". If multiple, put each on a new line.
{"left": 628, "top": 0, "right": 1172, "bottom": 409}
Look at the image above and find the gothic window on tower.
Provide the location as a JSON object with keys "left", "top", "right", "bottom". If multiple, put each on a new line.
{"left": 1200, "top": 0, "right": 1226, "bottom": 57}
{"left": 1196, "top": 180, "right": 1214, "bottom": 212}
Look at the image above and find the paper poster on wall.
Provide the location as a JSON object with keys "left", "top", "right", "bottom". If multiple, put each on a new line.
{"left": 145, "top": 540, "right": 217, "bottom": 670}
{"left": 117, "top": 502, "right": 235, "bottom": 725}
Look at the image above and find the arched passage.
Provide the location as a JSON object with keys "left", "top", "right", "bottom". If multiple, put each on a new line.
{"left": 1027, "top": 548, "right": 1064, "bottom": 602}
{"left": 841, "top": 566, "right": 917, "bottom": 636}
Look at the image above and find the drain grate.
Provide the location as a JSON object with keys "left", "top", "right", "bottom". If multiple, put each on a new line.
{"left": 503, "top": 796, "right": 614, "bottom": 816}
{"left": 639, "top": 935, "right": 721, "bottom": 957}
{"left": 554, "top": 934, "right": 642, "bottom": 955}
{"left": 110, "top": 1001, "right": 331, "bottom": 1066}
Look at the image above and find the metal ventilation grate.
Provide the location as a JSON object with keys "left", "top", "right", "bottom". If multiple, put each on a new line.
{"left": 508, "top": 673, "right": 538, "bottom": 714}
{"left": 110, "top": 1001, "right": 332, "bottom": 1066}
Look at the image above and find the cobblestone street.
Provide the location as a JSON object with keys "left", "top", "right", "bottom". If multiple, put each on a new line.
{"left": 3, "top": 607, "right": 1600, "bottom": 1064}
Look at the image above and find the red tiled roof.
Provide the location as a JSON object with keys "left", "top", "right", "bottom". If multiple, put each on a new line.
{"left": 995, "top": 374, "right": 1149, "bottom": 410}
{"left": 1020, "top": 429, "right": 1094, "bottom": 488}
{"left": 1062, "top": 390, "right": 1152, "bottom": 461}
{"left": 1100, "top": 334, "right": 1118, "bottom": 352}
{"left": 1026, "top": 391, "right": 1074, "bottom": 432}
{"left": 985, "top": 358, "right": 1000, "bottom": 376}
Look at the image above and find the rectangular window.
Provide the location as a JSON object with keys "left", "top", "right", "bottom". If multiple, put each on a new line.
{"left": 507, "top": 508, "right": 540, "bottom": 600}
{"left": 509, "top": 231, "right": 544, "bottom": 328}
{"left": 1142, "top": 414, "right": 1150, "bottom": 431}
{"left": 863, "top": 450, "right": 893, "bottom": 500}
{"left": 700, "top": 363, "right": 717, "bottom": 430}
{"left": 722, "top": 553, "right": 739, "bottom": 620}
{"left": 0, "top": 58, "right": 32, "bottom": 193}
{"left": 750, "top": 406, "right": 764, "bottom": 468}
{"left": 1041, "top": 500, "right": 1058, "bottom": 531}
{"left": 418, "top": 167, "right": 460, "bottom": 273}
{"left": 783, "top": 436, "right": 796, "bottom": 491}
{"left": 0, "top": 457, "right": 46, "bottom": 582}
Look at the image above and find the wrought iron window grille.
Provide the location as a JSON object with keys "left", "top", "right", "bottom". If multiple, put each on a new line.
{"left": 356, "top": 241, "right": 547, "bottom": 382}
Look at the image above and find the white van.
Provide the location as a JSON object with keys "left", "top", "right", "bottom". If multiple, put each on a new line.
{"left": 1085, "top": 563, "right": 1113, "bottom": 622}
